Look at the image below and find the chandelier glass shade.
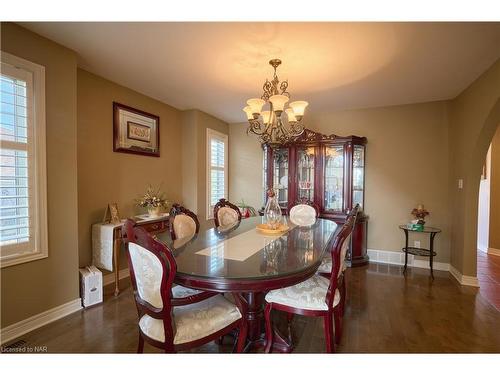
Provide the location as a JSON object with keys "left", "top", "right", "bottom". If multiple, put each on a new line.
{"left": 243, "top": 59, "right": 308, "bottom": 145}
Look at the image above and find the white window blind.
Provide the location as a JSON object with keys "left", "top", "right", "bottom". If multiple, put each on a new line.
{"left": 206, "top": 128, "right": 228, "bottom": 220}
{"left": 0, "top": 52, "right": 47, "bottom": 268}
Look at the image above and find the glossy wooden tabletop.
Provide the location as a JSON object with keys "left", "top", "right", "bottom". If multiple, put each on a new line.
{"left": 156, "top": 216, "right": 337, "bottom": 282}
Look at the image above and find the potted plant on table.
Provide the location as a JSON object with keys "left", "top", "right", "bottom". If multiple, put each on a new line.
{"left": 136, "top": 184, "right": 169, "bottom": 217}
{"left": 236, "top": 198, "right": 257, "bottom": 218}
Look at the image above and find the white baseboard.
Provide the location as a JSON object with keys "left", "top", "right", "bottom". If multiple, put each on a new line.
{"left": 367, "top": 248, "right": 450, "bottom": 271}
{"left": 367, "top": 248, "right": 480, "bottom": 287}
{"left": 0, "top": 298, "right": 82, "bottom": 345}
{"left": 478, "top": 245, "right": 488, "bottom": 253}
{"left": 102, "top": 268, "right": 130, "bottom": 286}
{"left": 449, "top": 265, "right": 480, "bottom": 287}
{"left": 487, "top": 247, "right": 500, "bottom": 256}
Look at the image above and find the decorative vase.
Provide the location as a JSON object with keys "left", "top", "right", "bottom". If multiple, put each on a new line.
{"left": 148, "top": 206, "right": 161, "bottom": 217}
{"left": 264, "top": 189, "right": 282, "bottom": 230}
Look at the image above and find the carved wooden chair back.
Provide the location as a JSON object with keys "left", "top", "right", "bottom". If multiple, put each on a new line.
{"left": 169, "top": 204, "right": 200, "bottom": 240}
{"left": 325, "top": 214, "right": 356, "bottom": 309}
{"left": 293, "top": 197, "right": 320, "bottom": 217}
{"left": 213, "top": 198, "right": 242, "bottom": 228}
{"left": 122, "top": 219, "right": 177, "bottom": 349}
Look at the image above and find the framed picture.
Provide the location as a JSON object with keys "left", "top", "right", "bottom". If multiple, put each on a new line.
{"left": 113, "top": 102, "right": 160, "bottom": 157}
{"left": 103, "top": 203, "right": 121, "bottom": 224}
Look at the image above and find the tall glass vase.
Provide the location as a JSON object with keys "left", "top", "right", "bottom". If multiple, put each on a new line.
{"left": 264, "top": 189, "right": 282, "bottom": 229}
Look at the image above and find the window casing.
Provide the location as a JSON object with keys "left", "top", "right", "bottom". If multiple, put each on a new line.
{"left": 0, "top": 52, "right": 47, "bottom": 268}
{"left": 206, "top": 128, "right": 228, "bottom": 220}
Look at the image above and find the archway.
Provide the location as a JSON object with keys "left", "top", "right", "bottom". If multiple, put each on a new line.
{"left": 462, "top": 98, "right": 500, "bottom": 278}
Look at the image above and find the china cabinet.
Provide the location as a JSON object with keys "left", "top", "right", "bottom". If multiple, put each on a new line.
{"left": 263, "top": 129, "right": 368, "bottom": 266}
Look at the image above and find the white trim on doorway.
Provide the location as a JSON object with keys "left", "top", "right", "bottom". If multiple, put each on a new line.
{"left": 449, "top": 265, "right": 480, "bottom": 287}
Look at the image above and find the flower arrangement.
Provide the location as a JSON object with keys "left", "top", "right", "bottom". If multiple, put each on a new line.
{"left": 411, "top": 204, "right": 429, "bottom": 225}
{"left": 136, "top": 184, "right": 169, "bottom": 217}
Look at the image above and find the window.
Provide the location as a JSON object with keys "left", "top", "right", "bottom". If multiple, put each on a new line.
{"left": 206, "top": 128, "right": 228, "bottom": 220}
{"left": 0, "top": 52, "right": 47, "bottom": 268}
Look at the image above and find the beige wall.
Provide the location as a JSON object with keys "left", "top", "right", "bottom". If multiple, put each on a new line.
{"left": 181, "top": 110, "right": 199, "bottom": 214}
{"left": 447, "top": 59, "right": 500, "bottom": 276}
{"left": 311, "top": 102, "right": 451, "bottom": 261}
{"left": 1, "top": 23, "right": 79, "bottom": 328}
{"left": 230, "top": 101, "right": 452, "bottom": 263}
{"left": 488, "top": 126, "right": 500, "bottom": 250}
{"left": 229, "top": 124, "right": 264, "bottom": 212}
{"left": 77, "top": 69, "right": 184, "bottom": 267}
{"left": 0, "top": 24, "right": 240, "bottom": 331}
{"left": 181, "top": 110, "right": 229, "bottom": 228}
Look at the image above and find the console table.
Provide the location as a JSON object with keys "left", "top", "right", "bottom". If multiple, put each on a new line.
{"left": 399, "top": 225, "right": 441, "bottom": 279}
{"left": 92, "top": 214, "right": 169, "bottom": 296}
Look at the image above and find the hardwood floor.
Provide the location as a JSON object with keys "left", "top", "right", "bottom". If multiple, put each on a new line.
{"left": 477, "top": 250, "right": 500, "bottom": 311}
{"left": 3, "top": 263, "right": 500, "bottom": 353}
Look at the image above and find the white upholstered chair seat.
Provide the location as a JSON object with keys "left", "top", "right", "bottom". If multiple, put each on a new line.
{"left": 317, "top": 255, "right": 347, "bottom": 274}
{"left": 318, "top": 256, "right": 333, "bottom": 273}
{"left": 318, "top": 232, "right": 351, "bottom": 276}
{"left": 138, "top": 295, "right": 242, "bottom": 344}
{"left": 172, "top": 284, "right": 204, "bottom": 299}
{"left": 217, "top": 206, "right": 239, "bottom": 227}
{"left": 265, "top": 274, "right": 340, "bottom": 311}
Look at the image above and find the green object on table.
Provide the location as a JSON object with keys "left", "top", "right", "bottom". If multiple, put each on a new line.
{"left": 406, "top": 223, "right": 424, "bottom": 231}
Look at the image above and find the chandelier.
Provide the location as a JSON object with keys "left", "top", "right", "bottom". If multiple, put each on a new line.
{"left": 243, "top": 59, "right": 308, "bottom": 145}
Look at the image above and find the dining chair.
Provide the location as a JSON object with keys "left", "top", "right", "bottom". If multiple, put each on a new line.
{"left": 169, "top": 203, "right": 200, "bottom": 240}
{"left": 289, "top": 203, "right": 317, "bottom": 226}
{"left": 293, "top": 198, "right": 320, "bottom": 217}
{"left": 122, "top": 219, "right": 248, "bottom": 353}
{"left": 317, "top": 204, "right": 360, "bottom": 319}
{"left": 263, "top": 213, "right": 356, "bottom": 353}
{"left": 213, "top": 198, "right": 242, "bottom": 228}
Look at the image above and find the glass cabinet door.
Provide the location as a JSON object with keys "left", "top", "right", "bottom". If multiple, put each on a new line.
{"left": 272, "top": 148, "right": 289, "bottom": 209}
{"left": 324, "top": 145, "right": 344, "bottom": 211}
{"left": 352, "top": 145, "right": 365, "bottom": 208}
{"left": 296, "top": 146, "right": 315, "bottom": 202}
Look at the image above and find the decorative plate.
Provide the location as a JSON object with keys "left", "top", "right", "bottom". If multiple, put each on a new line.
{"left": 256, "top": 223, "right": 289, "bottom": 234}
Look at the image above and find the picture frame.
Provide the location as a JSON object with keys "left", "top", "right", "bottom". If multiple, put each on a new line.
{"left": 113, "top": 102, "right": 160, "bottom": 157}
{"left": 103, "top": 203, "right": 121, "bottom": 224}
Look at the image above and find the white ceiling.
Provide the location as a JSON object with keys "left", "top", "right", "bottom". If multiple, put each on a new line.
{"left": 20, "top": 22, "right": 500, "bottom": 123}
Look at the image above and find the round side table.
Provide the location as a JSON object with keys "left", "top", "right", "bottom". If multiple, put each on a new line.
{"left": 398, "top": 225, "right": 441, "bottom": 279}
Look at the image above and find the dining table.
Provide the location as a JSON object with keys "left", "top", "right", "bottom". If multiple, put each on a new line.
{"left": 156, "top": 216, "right": 338, "bottom": 352}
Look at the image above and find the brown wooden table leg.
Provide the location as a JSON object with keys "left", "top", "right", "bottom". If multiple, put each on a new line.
{"left": 241, "top": 291, "right": 293, "bottom": 353}
{"left": 242, "top": 292, "right": 263, "bottom": 343}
